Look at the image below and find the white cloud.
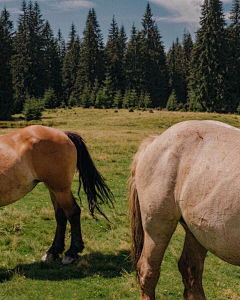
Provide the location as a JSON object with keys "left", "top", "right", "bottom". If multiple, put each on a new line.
{"left": 50, "top": 0, "right": 95, "bottom": 11}
{"left": 150, "top": 0, "right": 231, "bottom": 24}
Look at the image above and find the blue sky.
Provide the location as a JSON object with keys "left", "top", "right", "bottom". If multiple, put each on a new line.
{"left": 0, "top": 0, "right": 233, "bottom": 50}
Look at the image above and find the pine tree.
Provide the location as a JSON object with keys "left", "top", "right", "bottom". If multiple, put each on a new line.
{"left": 122, "top": 89, "right": 138, "bottom": 108}
{"left": 125, "top": 24, "right": 141, "bottom": 92}
{"left": 26, "top": 1, "right": 45, "bottom": 98}
{"left": 90, "top": 79, "right": 99, "bottom": 106}
{"left": 167, "top": 38, "right": 185, "bottom": 106}
{"left": 188, "top": 0, "right": 227, "bottom": 112}
{"left": 0, "top": 7, "right": 14, "bottom": 120}
{"left": 11, "top": 1, "right": 45, "bottom": 112}
{"left": 62, "top": 23, "right": 80, "bottom": 105}
{"left": 139, "top": 4, "right": 169, "bottom": 107}
{"left": 101, "top": 72, "right": 114, "bottom": 108}
{"left": 226, "top": 0, "right": 240, "bottom": 112}
{"left": 104, "top": 17, "right": 127, "bottom": 94}
{"left": 43, "top": 87, "right": 58, "bottom": 109}
{"left": 11, "top": 0, "right": 28, "bottom": 112}
{"left": 113, "top": 90, "right": 123, "bottom": 108}
{"left": 74, "top": 9, "right": 105, "bottom": 104}
{"left": 56, "top": 29, "right": 66, "bottom": 67}
{"left": 166, "top": 89, "right": 178, "bottom": 111}
{"left": 42, "top": 21, "right": 62, "bottom": 104}
{"left": 182, "top": 30, "right": 193, "bottom": 107}
{"left": 81, "top": 84, "right": 92, "bottom": 108}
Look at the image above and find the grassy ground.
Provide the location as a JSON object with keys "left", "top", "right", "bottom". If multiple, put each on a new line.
{"left": 0, "top": 108, "right": 239, "bottom": 299}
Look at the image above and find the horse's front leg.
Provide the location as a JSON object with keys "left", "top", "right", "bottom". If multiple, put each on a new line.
{"left": 42, "top": 191, "right": 67, "bottom": 261}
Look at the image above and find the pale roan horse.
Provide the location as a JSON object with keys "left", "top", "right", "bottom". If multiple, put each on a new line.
{"left": 0, "top": 125, "right": 113, "bottom": 264}
{"left": 128, "top": 120, "right": 240, "bottom": 300}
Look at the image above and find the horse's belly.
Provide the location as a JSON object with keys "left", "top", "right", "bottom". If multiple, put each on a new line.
{"left": 180, "top": 192, "right": 240, "bottom": 266}
{"left": 0, "top": 160, "right": 36, "bottom": 207}
{"left": 187, "top": 215, "right": 240, "bottom": 266}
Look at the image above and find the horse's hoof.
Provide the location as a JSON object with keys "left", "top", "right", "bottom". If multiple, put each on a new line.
{"left": 41, "top": 252, "right": 55, "bottom": 262}
{"left": 62, "top": 256, "right": 75, "bottom": 265}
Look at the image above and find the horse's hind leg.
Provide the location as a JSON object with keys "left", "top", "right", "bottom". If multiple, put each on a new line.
{"left": 137, "top": 219, "right": 178, "bottom": 300}
{"left": 42, "top": 191, "right": 67, "bottom": 261}
{"left": 55, "top": 190, "right": 84, "bottom": 264}
{"left": 42, "top": 189, "right": 84, "bottom": 264}
{"left": 178, "top": 226, "right": 207, "bottom": 300}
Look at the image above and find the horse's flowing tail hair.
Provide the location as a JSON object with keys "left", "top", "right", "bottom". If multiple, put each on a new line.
{"left": 65, "top": 131, "right": 114, "bottom": 220}
{"left": 128, "top": 136, "right": 157, "bottom": 268}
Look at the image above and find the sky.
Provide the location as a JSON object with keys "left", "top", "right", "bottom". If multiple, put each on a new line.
{"left": 0, "top": 0, "right": 233, "bottom": 51}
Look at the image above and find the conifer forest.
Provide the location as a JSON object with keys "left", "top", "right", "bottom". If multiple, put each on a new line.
{"left": 1, "top": 0, "right": 240, "bottom": 120}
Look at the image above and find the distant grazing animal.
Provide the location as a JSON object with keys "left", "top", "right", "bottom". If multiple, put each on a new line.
{"left": 128, "top": 120, "right": 240, "bottom": 300}
{"left": 0, "top": 125, "right": 113, "bottom": 264}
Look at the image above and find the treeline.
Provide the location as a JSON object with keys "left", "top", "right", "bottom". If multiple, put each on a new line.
{"left": 1, "top": 0, "right": 240, "bottom": 120}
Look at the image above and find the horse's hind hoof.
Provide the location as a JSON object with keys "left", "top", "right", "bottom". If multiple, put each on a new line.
{"left": 62, "top": 255, "right": 77, "bottom": 265}
{"left": 41, "top": 252, "right": 55, "bottom": 262}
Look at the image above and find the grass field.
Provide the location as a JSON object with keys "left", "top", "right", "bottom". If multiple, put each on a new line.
{"left": 0, "top": 108, "right": 239, "bottom": 299}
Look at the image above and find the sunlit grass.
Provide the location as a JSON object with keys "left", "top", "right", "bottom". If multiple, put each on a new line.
{"left": 0, "top": 108, "right": 239, "bottom": 299}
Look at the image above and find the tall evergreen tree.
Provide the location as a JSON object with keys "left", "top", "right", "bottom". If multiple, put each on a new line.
{"left": 139, "top": 4, "right": 169, "bottom": 107}
{"left": 11, "top": 0, "right": 28, "bottom": 112}
{"left": 167, "top": 38, "right": 186, "bottom": 105}
{"left": 104, "top": 16, "right": 126, "bottom": 95}
{"left": 182, "top": 30, "right": 193, "bottom": 81}
{"left": 56, "top": 28, "right": 66, "bottom": 66}
{"left": 0, "top": 7, "right": 14, "bottom": 120}
{"left": 188, "top": 0, "right": 227, "bottom": 112}
{"left": 42, "top": 21, "right": 62, "bottom": 104}
{"left": 74, "top": 9, "right": 104, "bottom": 105}
{"left": 226, "top": 0, "right": 240, "bottom": 112}
{"left": 26, "top": 1, "right": 45, "bottom": 98}
{"left": 11, "top": 0, "right": 45, "bottom": 112}
{"left": 62, "top": 23, "right": 80, "bottom": 104}
{"left": 125, "top": 24, "right": 141, "bottom": 92}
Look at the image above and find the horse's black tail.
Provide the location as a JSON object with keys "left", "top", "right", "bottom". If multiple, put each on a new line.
{"left": 65, "top": 131, "right": 114, "bottom": 220}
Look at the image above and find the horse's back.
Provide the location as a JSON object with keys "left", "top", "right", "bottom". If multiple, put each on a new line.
{"left": 0, "top": 126, "right": 77, "bottom": 206}
{"left": 136, "top": 120, "right": 240, "bottom": 266}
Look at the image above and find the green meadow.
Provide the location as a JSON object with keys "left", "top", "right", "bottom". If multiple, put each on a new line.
{"left": 0, "top": 108, "right": 239, "bottom": 299}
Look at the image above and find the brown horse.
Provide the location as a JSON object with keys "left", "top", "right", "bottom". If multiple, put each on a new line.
{"left": 129, "top": 120, "right": 240, "bottom": 300}
{"left": 0, "top": 125, "right": 113, "bottom": 264}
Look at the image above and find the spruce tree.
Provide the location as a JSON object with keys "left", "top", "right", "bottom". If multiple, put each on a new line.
{"left": 226, "top": 0, "right": 240, "bottom": 112}
{"left": 42, "top": 21, "right": 62, "bottom": 104}
{"left": 104, "top": 17, "right": 126, "bottom": 94}
{"left": 188, "top": 0, "right": 227, "bottom": 112}
{"left": 26, "top": 1, "right": 45, "bottom": 98}
{"left": 113, "top": 90, "right": 123, "bottom": 108}
{"left": 74, "top": 9, "right": 105, "bottom": 105}
{"left": 56, "top": 29, "right": 66, "bottom": 67}
{"left": 62, "top": 23, "right": 80, "bottom": 105}
{"left": 11, "top": 0, "right": 28, "bottom": 112}
{"left": 0, "top": 7, "right": 14, "bottom": 120}
{"left": 167, "top": 38, "right": 186, "bottom": 106}
{"left": 182, "top": 30, "right": 193, "bottom": 106}
{"left": 139, "top": 4, "right": 169, "bottom": 107}
{"left": 125, "top": 24, "right": 141, "bottom": 92}
{"left": 11, "top": 1, "right": 45, "bottom": 112}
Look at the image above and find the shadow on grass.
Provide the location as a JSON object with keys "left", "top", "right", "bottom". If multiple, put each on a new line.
{"left": 0, "top": 250, "right": 132, "bottom": 282}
